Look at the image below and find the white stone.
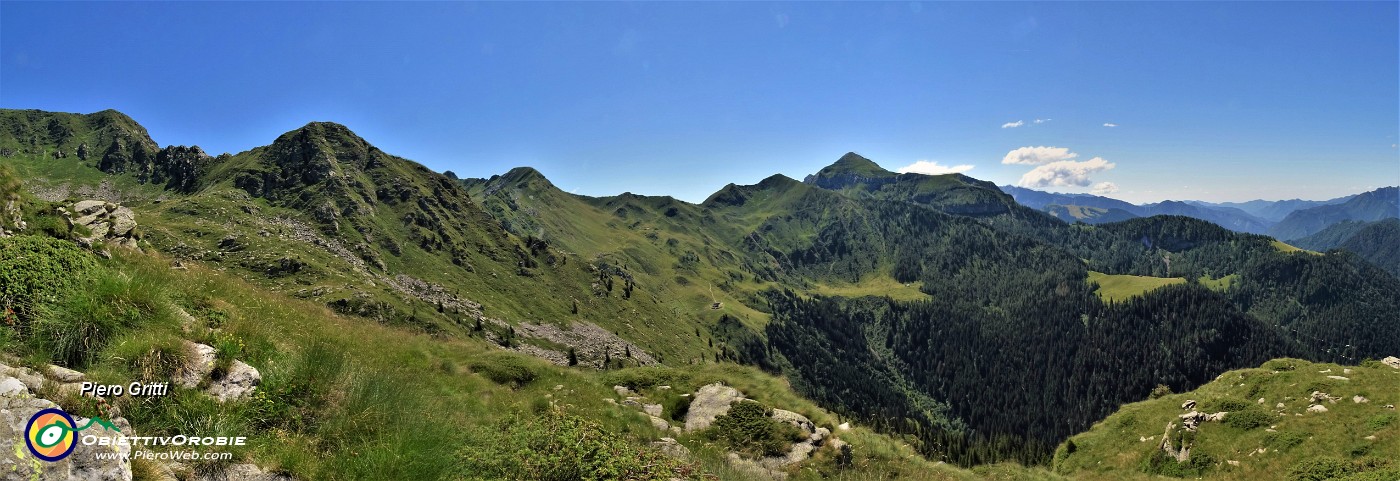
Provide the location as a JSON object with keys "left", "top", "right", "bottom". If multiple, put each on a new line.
{"left": 1307, "top": 404, "right": 1328, "bottom": 413}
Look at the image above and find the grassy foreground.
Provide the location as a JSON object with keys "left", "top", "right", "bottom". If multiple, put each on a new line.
{"left": 2, "top": 233, "right": 1063, "bottom": 480}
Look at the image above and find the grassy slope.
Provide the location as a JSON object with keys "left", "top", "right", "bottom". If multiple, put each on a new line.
{"left": 6, "top": 238, "right": 1051, "bottom": 480}
{"left": 1055, "top": 358, "right": 1400, "bottom": 481}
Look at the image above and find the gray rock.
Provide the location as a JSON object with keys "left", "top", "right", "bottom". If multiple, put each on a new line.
{"left": 45, "top": 365, "right": 86, "bottom": 383}
{"left": 643, "top": 403, "right": 663, "bottom": 417}
{"left": 110, "top": 208, "right": 136, "bottom": 236}
{"left": 0, "top": 376, "right": 27, "bottom": 396}
{"left": 206, "top": 361, "right": 261, "bottom": 402}
{"left": 74, "top": 200, "right": 107, "bottom": 215}
{"left": 1307, "top": 404, "right": 1328, "bottom": 413}
{"left": 0, "top": 377, "right": 133, "bottom": 481}
{"left": 771, "top": 409, "right": 814, "bottom": 435}
{"left": 647, "top": 415, "right": 671, "bottom": 432}
{"left": 1382, "top": 356, "right": 1400, "bottom": 369}
{"left": 651, "top": 438, "right": 690, "bottom": 460}
{"left": 176, "top": 341, "right": 217, "bottom": 388}
{"left": 1181, "top": 400, "right": 1197, "bottom": 411}
{"left": 69, "top": 416, "right": 133, "bottom": 481}
{"left": 613, "top": 385, "right": 637, "bottom": 397}
{"left": 684, "top": 383, "right": 744, "bottom": 432}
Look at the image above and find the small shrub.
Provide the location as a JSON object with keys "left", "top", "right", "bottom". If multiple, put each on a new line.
{"left": 1264, "top": 430, "right": 1308, "bottom": 450}
{"left": 1207, "top": 398, "right": 1253, "bottom": 412}
{"left": 461, "top": 406, "right": 700, "bottom": 480}
{"left": 1366, "top": 413, "right": 1395, "bottom": 431}
{"left": 1149, "top": 384, "right": 1173, "bottom": 399}
{"left": 468, "top": 353, "right": 538, "bottom": 388}
{"left": 707, "top": 400, "right": 804, "bottom": 457}
{"left": 1224, "top": 407, "right": 1272, "bottom": 430}
{"left": 1141, "top": 448, "right": 1214, "bottom": 477}
{"left": 0, "top": 235, "right": 96, "bottom": 322}
{"left": 1288, "top": 457, "right": 1355, "bottom": 481}
{"left": 600, "top": 366, "right": 689, "bottom": 391}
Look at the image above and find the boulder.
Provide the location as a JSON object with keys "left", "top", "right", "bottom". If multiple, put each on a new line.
{"left": 1307, "top": 404, "right": 1328, "bottom": 413}
{"left": 176, "top": 341, "right": 218, "bottom": 388}
{"left": 1382, "top": 357, "right": 1400, "bottom": 369}
{"left": 206, "top": 361, "right": 261, "bottom": 402}
{"left": 74, "top": 200, "right": 107, "bottom": 215}
{"left": 684, "top": 383, "right": 744, "bottom": 432}
{"left": 647, "top": 415, "right": 671, "bottom": 432}
{"left": 771, "top": 409, "right": 815, "bottom": 435}
{"left": 1181, "top": 400, "right": 1197, "bottom": 411}
{"left": 643, "top": 403, "right": 663, "bottom": 417}
{"left": 651, "top": 438, "right": 690, "bottom": 460}
{"left": 1353, "top": 395, "right": 1370, "bottom": 404}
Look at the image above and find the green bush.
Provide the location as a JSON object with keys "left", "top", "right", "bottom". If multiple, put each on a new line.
{"left": 1224, "top": 407, "right": 1272, "bottom": 430}
{"left": 601, "top": 366, "right": 690, "bottom": 391}
{"left": 707, "top": 400, "right": 804, "bottom": 457}
{"left": 1140, "top": 448, "right": 1214, "bottom": 477}
{"left": 1264, "top": 430, "right": 1308, "bottom": 450}
{"left": 468, "top": 353, "right": 538, "bottom": 388}
{"left": 1206, "top": 398, "right": 1253, "bottom": 412}
{"left": 461, "top": 406, "right": 700, "bottom": 480}
{"left": 1288, "top": 457, "right": 1355, "bottom": 481}
{"left": 1366, "top": 413, "right": 1395, "bottom": 431}
{"left": 0, "top": 235, "right": 96, "bottom": 322}
{"left": 662, "top": 392, "right": 692, "bottom": 422}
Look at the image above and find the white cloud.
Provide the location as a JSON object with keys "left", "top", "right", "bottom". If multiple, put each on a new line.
{"left": 1001, "top": 120, "right": 1024, "bottom": 129}
{"left": 1034, "top": 118, "right": 1051, "bottom": 124}
{"left": 1091, "top": 182, "right": 1120, "bottom": 195}
{"left": 1001, "top": 146, "right": 1078, "bottom": 165}
{"left": 1017, "top": 157, "right": 1116, "bottom": 188}
{"left": 1102, "top": 123, "right": 1118, "bottom": 128}
{"left": 896, "top": 160, "right": 975, "bottom": 175}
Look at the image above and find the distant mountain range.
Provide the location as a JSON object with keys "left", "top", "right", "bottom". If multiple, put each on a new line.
{"left": 1291, "top": 218, "right": 1400, "bottom": 278}
{"left": 999, "top": 184, "right": 1397, "bottom": 239}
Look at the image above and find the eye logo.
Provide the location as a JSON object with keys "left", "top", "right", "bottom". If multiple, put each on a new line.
{"left": 25, "top": 408, "right": 77, "bottom": 462}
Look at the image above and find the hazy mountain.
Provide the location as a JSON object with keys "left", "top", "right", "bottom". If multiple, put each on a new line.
{"left": 1269, "top": 186, "right": 1400, "bottom": 240}
{"left": 999, "top": 185, "right": 1275, "bottom": 233}
{"left": 1291, "top": 218, "right": 1400, "bottom": 277}
{"left": 1193, "top": 195, "right": 1355, "bottom": 222}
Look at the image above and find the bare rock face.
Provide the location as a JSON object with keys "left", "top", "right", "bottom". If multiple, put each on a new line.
{"left": 684, "top": 383, "right": 744, "bottom": 432}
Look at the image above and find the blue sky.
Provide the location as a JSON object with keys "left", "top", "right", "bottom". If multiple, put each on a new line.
{"left": 2, "top": 2, "right": 1396, "bottom": 204}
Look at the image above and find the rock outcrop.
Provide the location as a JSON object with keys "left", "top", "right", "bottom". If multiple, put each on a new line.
{"left": 1382, "top": 356, "right": 1400, "bottom": 369}
{"left": 0, "top": 362, "right": 132, "bottom": 481}
{"left": 61, "top": 200, "right": 141, "bottom": 254}
{"left": 684, "top": 383, "right": 745, "bottom": 432}
{"left": 176, "top": 341, "right": 262, "bottom": 402}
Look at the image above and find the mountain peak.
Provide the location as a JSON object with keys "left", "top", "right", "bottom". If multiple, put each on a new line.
{"left": 823, "top": 152, "right": 891, "bottom": 177}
